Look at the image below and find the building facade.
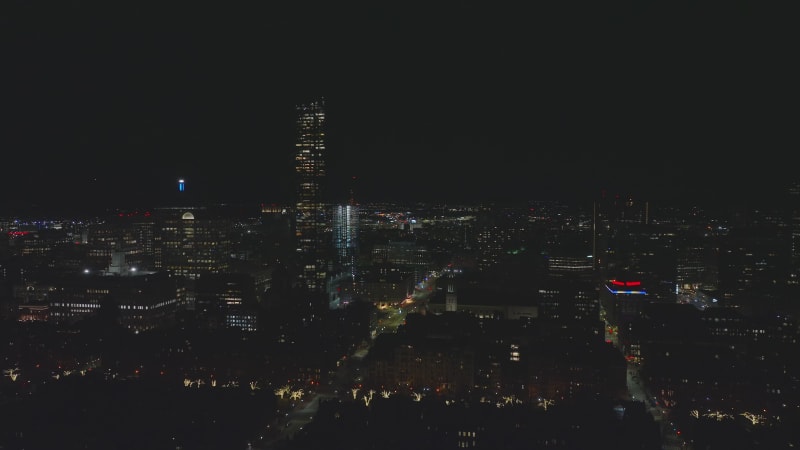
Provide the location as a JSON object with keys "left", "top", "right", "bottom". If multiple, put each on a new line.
{"left": 332, "top": 202, "right": 359, "bottom": 281}
{"left": 153, "top": 207, "right": 232, "bottom": 281}
{"left": 294, "top": 98, "right": 328, "bottom": 292}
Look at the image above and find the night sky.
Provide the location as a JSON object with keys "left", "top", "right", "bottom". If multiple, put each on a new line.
{"left": 2, "top": 1, "right": 796, "bottom": 214}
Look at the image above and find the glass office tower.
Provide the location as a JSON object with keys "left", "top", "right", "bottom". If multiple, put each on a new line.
{"left": 294, "top": 98, "right": 328, "bottom": 292}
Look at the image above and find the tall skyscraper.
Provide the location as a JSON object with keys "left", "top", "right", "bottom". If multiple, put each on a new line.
{"left": 789, "top": 181, "right": 800, "bottom": 272}
{"left": 332, "top": 201, "right": 359, "bottom": 279}
{"left": 294, "top": 98, "right": 328, "bottom": 292}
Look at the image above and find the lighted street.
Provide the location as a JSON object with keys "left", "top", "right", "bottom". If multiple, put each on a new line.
{"left": 248, "top": 274, "right": 439, "bottom": 449}
{"left": 604, "top": 306, "right": 687, "bottom": 450}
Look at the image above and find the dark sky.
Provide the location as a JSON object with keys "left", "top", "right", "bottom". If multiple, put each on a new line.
{"left": 2, "top": 1, "right": 796, "bottom": 214}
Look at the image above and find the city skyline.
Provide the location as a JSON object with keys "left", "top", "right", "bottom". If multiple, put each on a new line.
{"left": 3, "top": 2, "right": 795, "bottom": 215}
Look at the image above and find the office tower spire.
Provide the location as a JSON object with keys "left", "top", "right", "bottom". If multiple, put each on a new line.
{"left": 294, "top": 98, "right": 328, "bottom": 292}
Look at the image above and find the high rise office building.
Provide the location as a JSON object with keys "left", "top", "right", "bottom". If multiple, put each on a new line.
{"left": 153, "top": 207, "right": 232, "bottom": 281}
{"left": 592, "top": 191, "right": 648, "bottom": 276}
{"left": 332, "top": 202, "right": 359, "bottom": 281}
{"left": 294, "top": 98, "right": 328, "bottom": 292}
{"left": 328, "top": 200, "right": 359, "bottom": 308}
{"left": 789, "top": 181, "right": 800, "bottom": 272}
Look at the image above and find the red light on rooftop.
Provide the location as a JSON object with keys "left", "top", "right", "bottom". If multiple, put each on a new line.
{"left": 610, "top": 279, "right": 641, "bottom": 287}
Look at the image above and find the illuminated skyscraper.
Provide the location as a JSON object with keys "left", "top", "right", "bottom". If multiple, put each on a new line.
{"left": 332, "top": 201, "right": 359, "bottom": 280}
{"left": 294, "top": 98, "right": 328, "bottom": 292}
{"left": 153, "top": 207, "right": 232, "bottom": 282}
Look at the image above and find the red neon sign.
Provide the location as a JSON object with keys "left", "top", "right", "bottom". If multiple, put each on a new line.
{"left": 610, "top": 279, "right": 641, "bottom": 287}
